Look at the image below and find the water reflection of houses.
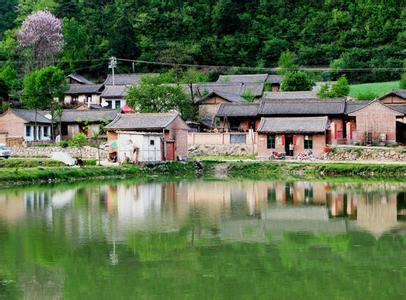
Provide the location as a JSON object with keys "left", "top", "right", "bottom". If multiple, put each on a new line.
{"left": 0, "top": 182, "right": 405, "bottom": 241}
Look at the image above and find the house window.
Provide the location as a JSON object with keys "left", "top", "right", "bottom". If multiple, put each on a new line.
{"left": 87, "top": 95, "right": 92, "bottom": 103}
{"left": 267, "top": 134, "right": 276, "bottom": 149}
{"left": 106, "top": 101, "right": 112, "bottom": 109}
{"left": 72, "top": 96, "right": 78, "bottom": 104}
{"left": 115, "top": 100, "right": 121, "bottom": 109}
{"left": 43, "top": 126, "right": 49, "bottom": 137}
{"left": 304, "top": 135, "right": 313, "bottom": 149}
{"left": 26, "top": 126, "right": 31, "bottom": 137}
{"left": 150, "top": 139, "right": 155, "bottom": 146}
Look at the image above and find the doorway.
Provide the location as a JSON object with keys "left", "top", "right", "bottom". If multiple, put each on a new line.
{"left": 284, "top": 135, "right": 294, "bottom": 156}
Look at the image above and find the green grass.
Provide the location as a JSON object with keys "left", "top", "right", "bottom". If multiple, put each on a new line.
{"left": 0, "top": 158, "right": 96, "bottom": 168}
{"left": 349, "top": 81, "right": 400, "bottom": 99}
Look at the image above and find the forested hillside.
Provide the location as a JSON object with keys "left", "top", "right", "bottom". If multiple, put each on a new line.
{"left": 0, "top": 0, "right": 405, "bottom": 84}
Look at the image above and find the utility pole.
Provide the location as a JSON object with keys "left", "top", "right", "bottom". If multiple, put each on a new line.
{"left": 109, "top": 56, "right": 117, "bottom": 85}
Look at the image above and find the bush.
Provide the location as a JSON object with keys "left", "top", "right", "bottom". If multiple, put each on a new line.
{"left": 356, "top": 91, "right": 378, "bottom": 100}
{"left": 318, "top": 76, "right": 349, "bottom": 98}
{"left": 281, "top": 71, "right": 314, "bottom": 91}
{"left": 60, "top": 140, "right": 69, "bottom": 148}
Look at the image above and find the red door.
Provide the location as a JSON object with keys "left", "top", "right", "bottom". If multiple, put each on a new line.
{"left": 166, "top": 141, "right": 175, "bottom": 161}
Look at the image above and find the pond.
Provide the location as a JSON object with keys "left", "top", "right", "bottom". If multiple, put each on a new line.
{"left": 1, "top": 179, "right": 406, "bottom": 299}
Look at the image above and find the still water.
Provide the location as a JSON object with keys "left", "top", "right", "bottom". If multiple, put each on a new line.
{"left": 1, "top": 179, "right": 406, "bottom": 299}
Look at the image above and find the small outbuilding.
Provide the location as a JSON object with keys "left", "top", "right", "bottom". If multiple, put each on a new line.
{"left": 116, "top": 132, "right": 163, "bottom": 163}
{"left": 105, "top": 112, "right": 189, "bottom": 161}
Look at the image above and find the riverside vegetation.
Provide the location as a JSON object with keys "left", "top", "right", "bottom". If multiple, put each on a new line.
{"left": 0, "top": 159, "right": 405, "bottom": 187}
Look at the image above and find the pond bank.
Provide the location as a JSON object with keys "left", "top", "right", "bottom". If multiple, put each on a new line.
{"left": 0, "top": 160, "right": 405, "bottom": 187}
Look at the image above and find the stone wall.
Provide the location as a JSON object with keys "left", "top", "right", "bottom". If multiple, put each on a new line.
{"left": 188, "top": 144, "right": 257, "bottom": 156}
{"left": 11, "top": 146, "right": 108, "bottom": 159}
{"left": 326, "top": 146, "right": 406, "bottom": 162}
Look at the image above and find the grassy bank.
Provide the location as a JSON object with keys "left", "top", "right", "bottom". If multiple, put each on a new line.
{"left": 0, "top": 160, "right": 405, "bottom": 187}
{"left": 349, "top": 80, "right": 399, "bottom": 98}
{"left": 0, "top": 158, "right": 97, "bottom": 168}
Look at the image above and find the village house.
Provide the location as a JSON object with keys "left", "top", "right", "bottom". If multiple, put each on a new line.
{"left": 64, "top": 84, "right": 104, "bottom": 107}
{"left": 105, "top": 112, "right": 189, "bottom": 161}
{"left": 60, "top": 109, "right": 118, "bottom": 140}
{"left": 67, "top": 73, "right": 94, "bottom": 85}
{"left": 217, "top": 73, "right": 283, "bottom": 92}
{"left": 0, "top": 109, "right": 52, "bottom": 145}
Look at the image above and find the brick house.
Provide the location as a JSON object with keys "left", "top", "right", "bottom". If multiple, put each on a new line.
{"left": 64, "top": 84, "right": 104, "bottom": 107}
{"left": 105, "top": 112, "right": 189, "bottom": 160}
{"left": 257, "top": 117, "right": 329, "bottom": 158}
{"left": 0, "top": 109, "right": 52, "bottom": 144}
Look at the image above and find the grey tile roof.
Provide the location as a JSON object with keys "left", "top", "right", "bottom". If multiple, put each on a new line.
{"left": 263, "top": 91, "right": 318, "bottom": 99}
{"left": 345, "top": 101, "right": 371, "bottom": 114}
{"left": 103, "top": 73, "right": 141, "bottom": 85}
{"left": 258, "top": 116, "right": 329, "bottom": 133}
{"left": 258, "top": 99, "right": 346, "bottom": 115}
{"left": 105, "top": 112, "right": 180, "bottom": 130}
{"left": 101, "top": 85, "right": 128, "bottom": 98}
{"left": 379, "top": 88, "right": 406, "bottom": 100}
{"left": 195, "top": 91, "right": 246, "bottom": 104}
{"left": 68, "top": 73, "right": 93, "bottom": 84}
{"left": 266, "top": 75, "right": 283, "bottom": 84}
{"left": 217, "top": 74, "right": 269, "bottom": 83}
{"left": 10, "top": 109, "right": 52, "bottom": 124}
{"left": 195, "top": 82, "right": 264, "bottom": 97}
{"left": 61, "top": 109, "right": 119, "bottom": 123}
{"left": 348, "top": 99, "right": 404, "bottom": 115}
{"left": 387, "top": 104, "right": 406, "bottom": 114}
{"left": 66, "top": 84, "right": 103, "bottom": 95}
{"left": 216, "top": 103, "right": 259, "bottom": 117}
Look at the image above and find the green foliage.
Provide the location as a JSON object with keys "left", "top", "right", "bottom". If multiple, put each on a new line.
{"left": 278, "top": 50, "right": 298, "bottom": 72}
{"left": 281, "top": 71, "right": 314, "bottom": 91}
{"left": 349, "top": 81, "right": 399, "bottom": 98}
{"left": 400, "top": 73, "right": 406, "bottom": 89}
{"left": 126, "top": 82, "right": 194, "bottom": 120}
{"left": 22, "top": 66, "right": 67, "bottom": 110}
{"left": 356, "top": 91, "right": 378, "bottom": 101}
{"left": 0, "top": 63, "right": 21, "bottom": 94}
{"left": 59, "top": 140, "right": 69, "bottom": 148}
{"left": 242, "top": 90, "right": 255, "bottom": 102}
{"left": 141, "top": 68, "right": 209, "bottom": 85}
{"left": 317, "top": 76, "right": 349, "bottom": 98}
{"left": 70, "top": 132, "right": 87, "bottom": 148}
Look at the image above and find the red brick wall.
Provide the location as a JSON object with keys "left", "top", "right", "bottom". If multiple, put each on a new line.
{"left": 166, "top": 116, "right": 189, "bottom": 158}
{"left": 0, "top": 111, "right": 25, "bottom": 138}
{"left": 257, "top": 133, "right": 326, "bottom": 158}
{"left": 350, "top": 101, "right": 400, "bottom": 143}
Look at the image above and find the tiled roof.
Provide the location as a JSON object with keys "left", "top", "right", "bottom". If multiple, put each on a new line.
{"left": 263, "top": 91, "right": 318, "bottom": 99}
{"left": 103, "top": 73, "right": 141, "bottom": 85}
{"left": 216, "top": 103, "right": 259, "bottom": 117}
{"left": 101, "top": 85, "right": 128, "bottom": 98}
{"left": 379, "top": 89, "right": 406, "bottom": 100}
{"left": 67, "top": 73, "right": 93, "bottom": 84}
{"left": 345, "top": 101, "right": 371, "bottom": 114}
{"left": 266, "top": 75, "right": 283, "bottom": 84}
{"left": 66, "top": 84, "right": 103, "bottom": 95}
{"left": 387, "top": 104, "right": 406, "bottom": 114}
{"left": 217, "top": 74, "right": 269, "bottom": 83}
{"left": 258, "top": 116, "right": 329, "bottom": 133}
{"left": 348, "top": 99, "right": 404, "bottom": 115}
{"left": 105, "top": 112, "right": 180, "bottom": 130}
{"left": 195, "top": 82, "right": 264, "bottom": 97}
{"left": 10, "top": 109, "right": 52, "bottom": 123}
{"left": 258, "top": 99, "right": 346, "bottom": 115}
{"left": 195, "top": 91, "right": 246, "bottom": 104}
{"left": 61, "top": 109, "right": 119, "bottom": 123}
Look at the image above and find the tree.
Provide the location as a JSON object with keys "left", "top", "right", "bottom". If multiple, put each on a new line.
{"left": 0, "top": 78, "right": 9, "bottom": 112}
{"left": 126, "top": 83, "right": 194, "bottom": 120}
{"left": 17, "top": 10, "right": 64, "bottom": 71}
{"left": 317, "top": 76, "right": 350, "bottom": 98}
{"left": 400, "top": 60, "right": 406, "bottom": 89}
{"left": 70, "top": 132, "right": 87, "bottom": 159}
{"left": 22, "top": 66, "right": 67, "bottom": 140}
{"left": 278, "top": 50, "right": 298, "bottom": 73}
{"left": 281, "top": 71, "right": 314, "bottom": 91}
{"left": 54, "top": 0, "right": 79, "bottom": 19}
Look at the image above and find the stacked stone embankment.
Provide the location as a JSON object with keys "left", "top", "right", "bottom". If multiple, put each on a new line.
{"left": 11, "top": 146, "right": 107, "bottom": 159}
{"left": 325, "top": 146, "right": 406, "bottom": 162}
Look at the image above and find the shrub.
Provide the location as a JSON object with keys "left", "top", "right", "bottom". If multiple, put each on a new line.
{"left": 60, "top": 140, "right": 69, "bottom": 148}
{"left": 356, "top": 91, "right": 378, "bottom": 100}
{"left": 281, "top": 71, "right": 314, "bottom": 91}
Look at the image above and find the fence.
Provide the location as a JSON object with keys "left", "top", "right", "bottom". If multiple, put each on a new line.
{"left": 188, "top": 132, "right": 257, "bottom": 146}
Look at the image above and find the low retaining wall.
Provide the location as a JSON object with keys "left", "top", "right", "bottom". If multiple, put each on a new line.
{"left": 11, "top": 146, "right": 108, "bottom": 159}
{"left": 188, "top": 144, "right": 257, "bottom": 156}
{"left": 326, "top": 146, "right": 406, "bottom": 162}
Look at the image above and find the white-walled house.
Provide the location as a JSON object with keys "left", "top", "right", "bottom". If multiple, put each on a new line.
{"left": 0, "top": 109, "right": 52, "bottom": 143}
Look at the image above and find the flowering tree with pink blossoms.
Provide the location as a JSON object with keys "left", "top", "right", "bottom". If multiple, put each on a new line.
{"left": 17, "top": 10, "right": 64, "bottom": 70}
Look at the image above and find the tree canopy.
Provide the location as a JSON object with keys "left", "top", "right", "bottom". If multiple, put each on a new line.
{"left": 281, "top": 71, "right": 314, "bottom": 91}
{"left": 0, "top": 0, "right": 404, "bottom": 85}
